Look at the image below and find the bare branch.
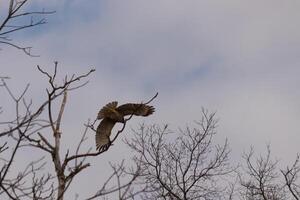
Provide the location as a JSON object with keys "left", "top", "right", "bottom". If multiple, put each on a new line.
{"left": 0, "top": 0, "right": 55, "bottom": 56}
{"left": 85, "top": 160, "right": 143, "bottom": 200}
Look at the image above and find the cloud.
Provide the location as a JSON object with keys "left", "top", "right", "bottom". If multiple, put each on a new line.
{"left": 30, "top": 0, "right": 300, "bottom": 90}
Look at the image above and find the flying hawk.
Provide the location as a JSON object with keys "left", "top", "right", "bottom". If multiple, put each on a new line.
{"left": 96, "top": 101, "right": 155, "bottom": 151}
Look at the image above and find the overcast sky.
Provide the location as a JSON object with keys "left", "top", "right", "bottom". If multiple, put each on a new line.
{"left": 1, "top": 0, "right": 300, "bottom": 198}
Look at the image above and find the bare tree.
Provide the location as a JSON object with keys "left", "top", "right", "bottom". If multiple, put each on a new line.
{"left": 281, "top": 154, "right": 300, "bottom": 200}
{"left": 239, "top": 146, "right": 286, "bottom": 200}
{"left": 238, "top": 146, "right": 300, "bottom": 200}
{"left": 0, "top": 0, "right": 54, "bottom": 56}
{"left": 126, "top": 109, "right": 233, "bottom": 200}
{"left": 0, "top": 64, "right": 94, "bottom": 199}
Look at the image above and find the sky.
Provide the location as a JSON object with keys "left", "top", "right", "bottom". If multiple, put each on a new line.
{"left": 1, "top": 0, "right": 300, "bottom": 198}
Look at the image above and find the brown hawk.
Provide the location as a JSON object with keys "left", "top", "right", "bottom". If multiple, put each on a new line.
{"left": 96, "top": 101, "right": 155, "bottom": 151}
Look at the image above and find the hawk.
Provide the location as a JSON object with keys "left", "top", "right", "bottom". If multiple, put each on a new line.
{"left": 96, "top": 101, "right": 155, "bottom": 151}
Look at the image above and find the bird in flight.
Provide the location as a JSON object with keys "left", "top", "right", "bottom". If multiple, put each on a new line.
{"left": 96, "top": 101, "right": 155, "bottom": 151}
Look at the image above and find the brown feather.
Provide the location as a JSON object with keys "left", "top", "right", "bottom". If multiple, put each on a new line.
{"left": 116, "top": 103, "right": 155, "bottom": 117}
{"left": 97, "top": 101, "right": 118, "bottom": 120}
{"left": 95, "top": 118, "right": 116, "bottom": 150}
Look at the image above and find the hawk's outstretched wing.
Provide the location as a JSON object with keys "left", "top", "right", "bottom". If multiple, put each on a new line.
{"left": 116, "top": 103, "right": 155, "bottom": 117}
{"left": 95, "top": 118, "right": 116, "bottom": 150}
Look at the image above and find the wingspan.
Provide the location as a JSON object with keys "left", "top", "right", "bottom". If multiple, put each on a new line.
{"left": 95, "top": 102, "right": 155, "bottom": 151}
